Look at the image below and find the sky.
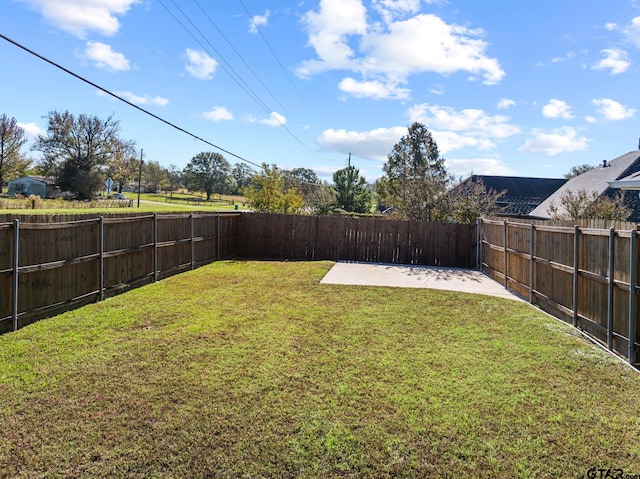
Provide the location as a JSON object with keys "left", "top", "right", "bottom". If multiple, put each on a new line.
{"left": 2, "top": 0, "right": 640, "bottom": 183}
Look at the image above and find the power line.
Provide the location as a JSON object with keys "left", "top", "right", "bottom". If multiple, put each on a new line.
{"left": 238, "top": 0, "right": 320, "bottom": 124}
{"left": 158, "top": 0, "right": 318, "bottom": 157}
{"left": 0, "top": 33, "right": 327, "bottom": 187}
{"left": 0, "top": 32, "right": 263, "bottom": 170}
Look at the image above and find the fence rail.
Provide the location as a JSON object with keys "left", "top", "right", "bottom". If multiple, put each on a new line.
{"left": 0, "top": 212, "right": 241, "bottom": 332}
{"left": 480, "top": 217, "right": 640, "bottom": 367}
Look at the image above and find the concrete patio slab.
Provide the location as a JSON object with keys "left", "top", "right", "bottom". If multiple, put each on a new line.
{"left": 320, "top": 262, "right": 521, "bottom": 301}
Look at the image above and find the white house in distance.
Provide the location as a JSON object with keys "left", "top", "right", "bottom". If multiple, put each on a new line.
{"left": 7, "top": 176, "right": 57, "bottom": 198}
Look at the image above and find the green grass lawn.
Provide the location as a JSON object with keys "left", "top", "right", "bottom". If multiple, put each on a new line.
{"left": 1, "top": 261, "right": 639, "bottom": 478}
{"left": 0, "top": 193, "right": 247, "bottom": 215}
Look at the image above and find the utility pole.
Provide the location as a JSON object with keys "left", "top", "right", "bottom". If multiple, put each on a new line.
{"left": 347, "top": 152, "right": 351, "bottom": 168}
{"left": 137, "top": 149, "right": 144, "bottom": 208}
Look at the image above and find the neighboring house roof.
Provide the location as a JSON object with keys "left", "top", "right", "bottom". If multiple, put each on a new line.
{"left": 530, "top": 151, "right": 640, "bottom": 220}
{"left": 461, "top": 175, "right": 566, "bottom": 216}
{"left": 8, "top": 176, "right": 56, "bottom": 185}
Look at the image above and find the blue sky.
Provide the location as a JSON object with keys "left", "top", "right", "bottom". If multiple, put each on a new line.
{"left": 2, "top": 0, "right": 640, "bottom": 183}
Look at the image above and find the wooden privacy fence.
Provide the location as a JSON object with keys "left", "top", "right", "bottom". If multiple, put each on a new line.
{"left": 0, "top": 212, "right": 241, "bottom": 332}
{"left": 240, "top": 213, "right": 477, "bottom": 267}
{"left": 480, "top": 217, "right": 640, "bottom": 367}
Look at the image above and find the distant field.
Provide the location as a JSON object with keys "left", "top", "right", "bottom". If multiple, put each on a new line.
{"left": 1, "top": 261, "right": 639, "bottom": 477}
{"left": 0, "top": 192, "right": 249, "bottom": 215}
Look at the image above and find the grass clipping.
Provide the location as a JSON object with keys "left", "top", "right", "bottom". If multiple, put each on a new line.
{"left": 1, "top": 261, "right": 639, "bottom": 478}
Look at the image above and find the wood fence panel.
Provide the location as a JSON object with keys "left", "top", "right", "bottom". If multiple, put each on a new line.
{"left": 103, "top": 216, "right": 154, "bottom": 290}
{"left": 219, "top": 213, "right": 240, "bottom": 259}
{"left": 193, "top": 214, "right": 216, "bottom": 264}
{"left": 157, "top": 216, "right": 191, "bottom": 277}
{"left": 0, "top": 224, "right": 15, "bottom": 328}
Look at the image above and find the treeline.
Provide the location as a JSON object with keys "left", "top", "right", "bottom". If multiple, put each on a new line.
{"left": 1, "top": 111, "right": 506, "bottom": 222}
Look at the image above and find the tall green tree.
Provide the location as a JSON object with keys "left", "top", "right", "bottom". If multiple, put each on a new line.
{"left": 332, "top": 165, "right": 372, "bottom": 213}
{"left": 378, "top": 122, "right": 453, "bottom": 221}
{"left": 143, "top": 160, "right": 168, "bottom": 193}
{"left": 183, "top": 151, "right": 233, "bottom": 200}
{"left": 0, "top": 114, "right": 28, "bottom": 193}
{"left": 244, "top": 163, "right": 303, "bottom": 214}
{"left": 32, "top": 111, "right": 120, "bottom": 199}
{"left": 231, "top": 163, "right": 254, "bottom": 195}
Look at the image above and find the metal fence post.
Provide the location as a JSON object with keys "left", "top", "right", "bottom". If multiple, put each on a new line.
{"left": 99, "top": 216, "right": 104, "bottom": 301}
{"left": 573, "top": 225, "right": 580, "bottom": 328}
{"left": 153, "top": 213, "right": 158, "bottom": 282}
{"left": 12, "top": 219, "right": 19, "bottom": 332}
{"left": 190, "top": 213, "right": 194, "bottom": 270}
{"left": 503, "top": 219, "right": 508, "bottom": 289}
{"left": 607, "top": 227, "right": 615, "bottom": 350}
{"left": 529, "top": 223, "right": 535, "bottom": 304}
{"left": 629, "top": 229, "right": 637, "bottom": 365}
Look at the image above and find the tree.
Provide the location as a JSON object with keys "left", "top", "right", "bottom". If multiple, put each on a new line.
{"left": 564, "top": 163, "right": 595, "bottom": 180}
{"left": 0, "top": 114, "right": 28, "bottom": 193}
{"left": 449, "top": 178, "right": 505, "bottom": 223}
{"left": 183, "top": 151, "right": 233, "bottom": 200}
{"left": 244, "top": 163, "right": 303, "bottom": 214}
{"left": 231, "top": 163, "right": 254, "bottom": 195}
{"left": 167, "top": 164, "right": 183, "bottom": 197}
{"left": 304, "top": 181, "right": 336, "bottom": 215}
{"left": 143, "top": 160, "right": 167, "bottom": 193}
{"left": 106, "top": 138, "right": 137, "bottom": 193}
{"left": 378, "top": 122, "right": 453, "bottom": 221}
{"left": 32, "top": 111, "right": 120, "bottom": 199}
{"left": 547, "top": 189, "right": 630, "bottom": 221}
{"left": 332, "top": 165, "right": 372, "bottom": 213}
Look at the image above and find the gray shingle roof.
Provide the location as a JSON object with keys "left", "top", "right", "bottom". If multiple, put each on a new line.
{"left": 529, "top": 151, "right": 640, "bottom": 219}
{"left": 461, "top": 175, "right": 566, "bottom": 216}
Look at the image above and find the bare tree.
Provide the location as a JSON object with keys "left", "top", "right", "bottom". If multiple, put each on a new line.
{"left": 547, "top": 189, "right": 630, "bottom": 221}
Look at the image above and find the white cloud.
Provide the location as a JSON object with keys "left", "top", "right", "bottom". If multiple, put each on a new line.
{"left": 429, "top": 131, "right": 495, "bottom": 154}
{"left": 430, "top": 84, "right": 445, "bottom": 95}
{"left": 605, "top": 22, "right": 617, "bottom": 31}
{"left": 623, "top": 16, "right": 640, "bottom": 48}
{"left": 338, "top": 77, "right": 410, "bottom": 99}
{"left": 297, "top": 2, "right": 504, "bottom": 98}
{"left": 407, "top": 103, "right": 520, "bottom": 139}
{"left": 247, "top": 112, "right": 286, "bottom": 127}
{"left": 17, "top": 122, "right": 44, "bottom": 139}
{"left": 19, "top": 0, "right": 139, "bottom": 37}
{"left": 203, "top": 106, "right": 234, "bottom": 121}
{"left": 592, "top": 48, "right": 630, "bottom": 74}
{"left": 542, "top": 99, "right": 574, "bottom": 119}
{"left": 316, "top": 123, "right": 496, "bottom": 163}
{"left": 592, "top": 98, "right": 636, "bottom": 121}
{"left": 550, "top": 51, "right": 575, "bottom": 63}
{"left": 113, "top": 91, "right": 168, "bottom": 106}
{"left": 80, "top": 41, "right": 130, "bottom": 71}
{"left": 446, "top": 157, "right": 515, "bottom": 176}
{"left": 317, "top": 126, "right": 407, "bottom": 161}
{"left": 249, "top": 10, "right": 270, "bottom": 34}
{"left": 185, "top": 49, "right": 218, "bottom": 80}
{"left": 518, "top": 127, "right": 589, "bottom": 156}
{"left": 497, "top": 98, "right": 515, "bottom": 110}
